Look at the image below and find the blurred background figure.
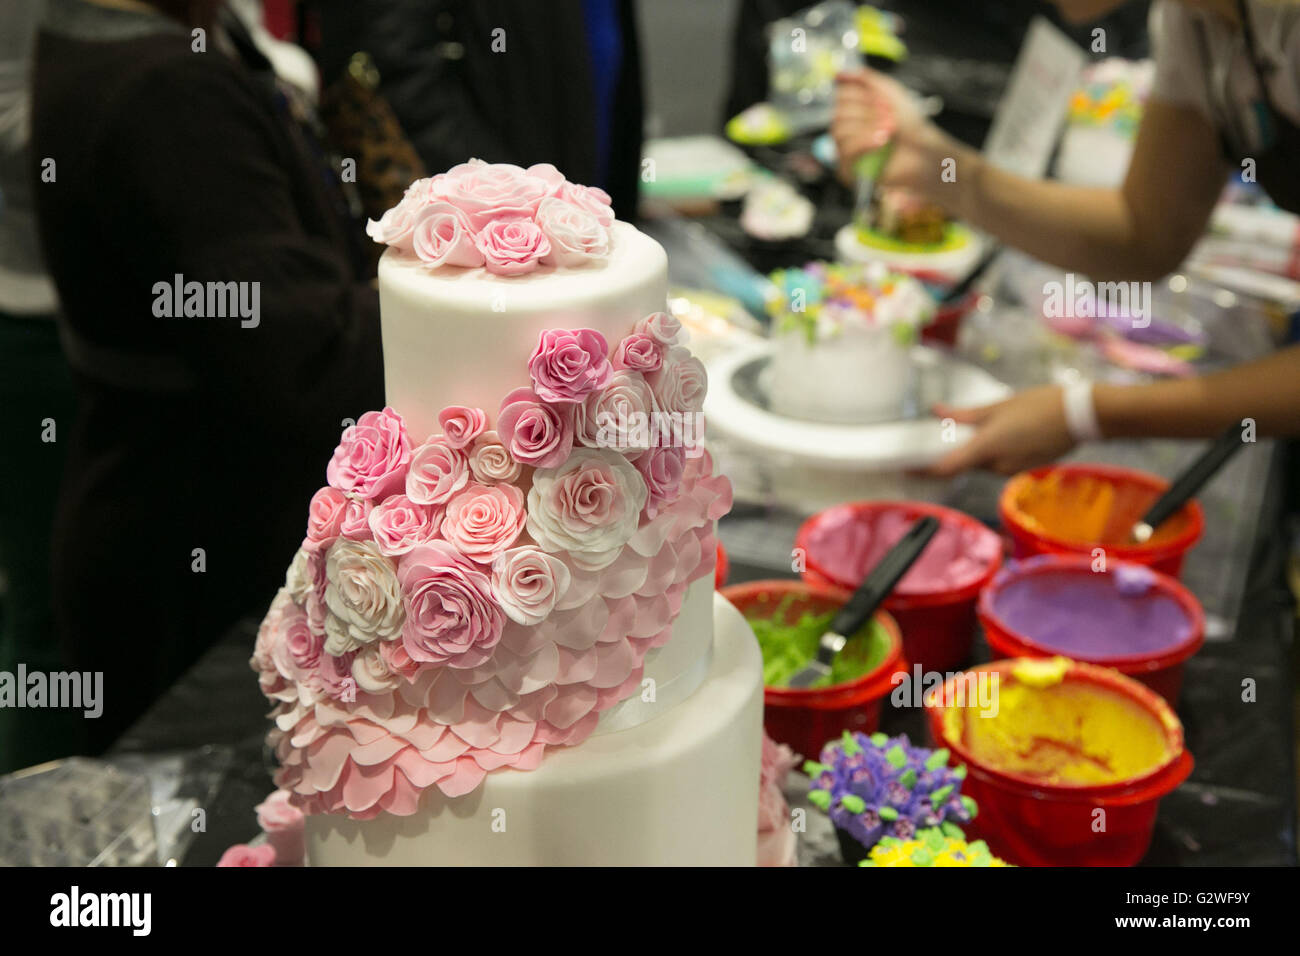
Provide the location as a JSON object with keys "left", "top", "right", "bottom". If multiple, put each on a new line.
{"left": 0, "top": 0, "right": 82, "bottom": 771}
{"left": 306, "top": 0, "right": 645, "bottom": 221}
{"left": 28, "top": 0, "right": 383, "bottom": 757}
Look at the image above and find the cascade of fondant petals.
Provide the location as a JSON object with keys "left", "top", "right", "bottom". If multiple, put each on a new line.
{"left": 262, "top": 450, "right": 731, "bottom": 818}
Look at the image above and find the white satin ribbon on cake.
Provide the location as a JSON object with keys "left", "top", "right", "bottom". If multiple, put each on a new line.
{"left": 590, "top": 638, "right": 715, "bottom": 735}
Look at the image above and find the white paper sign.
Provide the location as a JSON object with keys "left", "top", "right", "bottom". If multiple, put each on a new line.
{"left": 983, "top": 17, "right": 1087, "bottom": 179}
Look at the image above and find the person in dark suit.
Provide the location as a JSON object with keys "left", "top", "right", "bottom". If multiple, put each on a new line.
{"left": 310, "top": 0, "right": 645, "bottom": 221}
{"left": 31, "top": 0, "right": 383, "bottom": 752}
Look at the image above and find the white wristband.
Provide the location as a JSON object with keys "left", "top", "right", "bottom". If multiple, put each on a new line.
{"left": 1062, "top": 381, "right": 1102, "bottom": 443}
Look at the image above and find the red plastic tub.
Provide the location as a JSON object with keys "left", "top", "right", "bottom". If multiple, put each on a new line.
{"left": 979, "top": 555, "right": 1205, "bottom": 704}
{"left": 722, "top": 579, "right": 906, "bottom": 758}
{"left": 906, "top": 269, "right": 979, "bottom": 347}
{"left": 797, "top": 500, "right": 1002, "bottom": 672}
{"left": 924, "top": 658, "right": 1193, "bottom": 866}
{"left": 999, "top": 463, "right": 1204, "bottom": 578}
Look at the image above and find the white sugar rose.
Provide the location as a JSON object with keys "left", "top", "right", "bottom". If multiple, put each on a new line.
{"left": 322, "top": 539, "right": 405, "bottom": 656}
{"left": 526, "top": 447, "right": 647, "bottom": 571}
{"left": 536, "top": 197, "right": 612, "bottom": 267}
{"left": 351, "top": 644, "right": 402, "bottom": 695}
{"left": 467, "top": 430, "right": 522, "bottom": 484}
{"left": 284, "top": 546, "right": 327, "bottom": 633}
{"left": 647, "top": 346, "right": 708, "bottom": 416}
{"left": 491, "top": 546, "right": 572, "bottom": 625}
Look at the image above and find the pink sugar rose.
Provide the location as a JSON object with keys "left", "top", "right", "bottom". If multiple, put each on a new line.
{"left": 634, "top": 445, "right": 686, "bottom": 519}
{"left": 365, "top": 194, "right": 423, "bottom": 251}
{"left": 254, "top": 790, "right": 305, "bottom": 867}
{"left": 467, "top": 429, "right": 522, "bottom": 484}
{"left": 558, "top": 181, "right": 615, "bottom": 227}
{"left": 527, "top": 328, "right": 613, "bottom": 403}
{"left": 217, "top": 844, "right": 277, "bottom": 867}
{"left": 406, "top": 437, "right": 469, "bottom": 506}
{"left": 397, "top": 541, "right": 505, "bottom": 669}
{"left": 316, "top": 650, "right": 358, "bottom": 701}
{"left": 491, "top": 546, "right": 572, "bottom": 626}
{"left": 526, "top": 162, "right": 567, "bottom": 195}
{"left": 368, "top": 494, "right": 441, "bottom": 556}
{"left": 326, "top": 408, "right": 411, "bottom": 501}
{"left": 634, "top": 311, "right": 683, "bottom": 347}
{"left": 379, "top": 635, "right": 422, "bottom": 683}
{"left": 647, "top": 346, "right": 707, "bottom": 416}
{"left": 612, "top": 332, "right": 662, "bottom": 373}
{"left": 526, "top": 448, "right": 648, "bottom": 571}
{"left": 403, "top": 175, "right": 441, "bottom": 205}
{"left": 535, "top": 197, "right": 612, "bottom": 267}
{"left": 475, "top": 217, "right": 550, "bottom": 276}
{"left": 441, "top": 482, "right": 526, "bottom": 563}
{"left": 339, "top": 498, "right": 374, "bottom": 541}
{"left": 411, "top": 202, "right": 485, "bottom": 269}
{"left": 437, "top": 405, "right": 488, "bottom": 449}
{"left": 269, "top": 599, "right": 324, "bottom": 687}
{"left": 304, "top": 486, "right": 347, "bottom": 551}
{"left": 438, "top": 160, "right": 552, "bottom": 230}
{"left": 497, "top": 386, "right": 574, "bottom": 468}
{"left": 574, "top": 368, "right": 657, "bottom": 458}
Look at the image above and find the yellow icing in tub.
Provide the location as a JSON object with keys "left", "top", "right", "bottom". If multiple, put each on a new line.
{"left": 941, "top": 660, "right": 1174, "bottom": 786}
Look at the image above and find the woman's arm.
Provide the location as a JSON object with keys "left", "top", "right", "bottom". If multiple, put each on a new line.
{"left": 833, "top": 71, "right": 1229, "bottom": 280}
{"left": 928, "top": 344, "right": 1300, "bottom": 476}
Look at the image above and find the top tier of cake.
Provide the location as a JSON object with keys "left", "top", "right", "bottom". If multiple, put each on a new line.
{"left": 378, "top": 225, "right": 668, "bottom": 441}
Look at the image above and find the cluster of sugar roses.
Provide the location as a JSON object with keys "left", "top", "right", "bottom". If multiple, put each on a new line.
{"left": 366, "top": 159, "right": 615, "bottom": 275}
{"left": 255, "top": 311, "right": 707, "bottom": 705}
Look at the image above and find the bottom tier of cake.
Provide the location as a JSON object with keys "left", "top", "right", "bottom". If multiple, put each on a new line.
{"left": 305, "top": 592, "right": 765, "bottom": 865}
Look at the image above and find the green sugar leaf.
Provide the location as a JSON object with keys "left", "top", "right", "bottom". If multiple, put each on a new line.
{"left": 924, "top": 748, "right": 950, "bottom": 771}
{"left": 908, "top": 848, "right": 935, "bottom": 867}
{"left": 940, "top": 821, "right": 965, "bottom": 839}
{"left": 869, "top": 732, "right": 889, "bottom": 748}
{"left": 953, "top": 764, "right": 967, "bottom": 780}
{"left": 841, "top": 794, "right": 867, "bottom": 814}
{"left": 802, "top": 760, "right": 828, "bottom": 777}
{"left": 961, "top": 795, "right": 979, "bottom": 818}
{"left": 899, "top": 768, "right": 917, "bottom": 790}
{"left": 885, "top": 745, "right": 907, "bottom": 768}
{"left": 878, "top": 806, "right": 899, "bottom": 821}
{"left": 930, "top": 784, "right": 955, "bottom": 807}
{"left": 808, "top": 789, "right": 832, "bottom": 811}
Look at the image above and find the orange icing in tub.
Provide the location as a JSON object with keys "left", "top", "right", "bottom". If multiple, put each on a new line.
{"left": 941, "top": 659, "right": 1175, "bottom": 785}
{"left": 1005, "top": 470, "right": 1192, "bottom": 548}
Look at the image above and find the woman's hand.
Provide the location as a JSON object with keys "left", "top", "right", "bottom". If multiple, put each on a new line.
{"left": 927, "top": 386, "right": 1078, "bottom": 476}
{"left": 831, "top": 68, "right": 956, "bottom": 199}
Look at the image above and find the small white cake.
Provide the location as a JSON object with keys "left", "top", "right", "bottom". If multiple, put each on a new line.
{"left": 765, "top": 262, "right": 935, "bottom": 424}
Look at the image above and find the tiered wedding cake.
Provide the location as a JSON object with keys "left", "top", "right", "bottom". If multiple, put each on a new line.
{"left": 250, "top": 161, "right": 763, "bottom": 865}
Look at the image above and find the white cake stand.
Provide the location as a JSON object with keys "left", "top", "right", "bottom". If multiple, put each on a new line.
{"left": 834, "top": 224, "right": 987, "bottom": 281}
{"left": 704, "top": 340, "right": 1012, "bottom": 512}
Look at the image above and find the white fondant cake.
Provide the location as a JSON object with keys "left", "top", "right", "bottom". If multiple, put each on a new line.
{"left": 308, "top": 592, "right": 763, "bottom": 866}
{"left": 252, "top": 161, "right": 763, "bottom": 866}
{"left": 380, "top": 222, "right": 669, "bottom": 442}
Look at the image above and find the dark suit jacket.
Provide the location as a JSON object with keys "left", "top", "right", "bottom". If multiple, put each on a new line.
{"left": 313, "top": 0, "right": 645, "bottom": 220}
{"left": 31, "top": 0, "right": 384, "bottom": 750}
